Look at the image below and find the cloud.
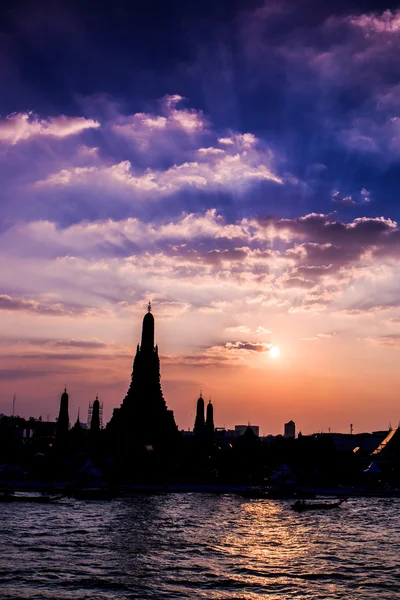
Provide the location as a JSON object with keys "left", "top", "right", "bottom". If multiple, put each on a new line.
{"left": 388, "top": 317, "right": 400, "bottom": 324}
{"left": 256, "top": 326, "right": 272, "bottom": 335}
{"left": 3, "top": 209, "right": 400, "bottom": 336}
{"left": 0, "top": 368, "right": 53, "bottom": 380}
{"left": 13, "top": 210, "right": 400, "bottom": 268}
{"left": 337, "top": 305, "right": 394, "bottom": 317}
{"left": 0, "top": 113, "right": 100, "bottom": 144}
{"left": 112, "top": 95, "right": 207, "bottom": 143}
{"left": 50, "top": 339, "right": 109, "bottom": 349}
{"left": 35, "top": 149, "right": 282, "bottom": 197}
{"left": 1, "top": 209, "right": 256, "bottom": 259}
{"left": 301, "top": 332, "right": 336, "bottom": 341}
{"left": 225, "top": 341, "right": 272, "bottom": 353}
{"left": 25, "top": 96, "right": 283, "bottom": 204}
{"left": 338, "top": 116, "right": 400, "bottom": 156}
{"left": 365, "top": 334, "right": 400, "bottom": 347}
{"left": 240, "top": 5, "right": 400, "bottom": 162}
{"left": 282, "top": 276, "right": 315, "bottom": 289}
{"left": 0, "top": 294, "right": 104, "bottom": 318}
{"left": 332, "top": 194, "right": 358, "bottom": 207}
{"left": 225, "top": 325, "right": 252, "bottom": 335}
{"left": 262, "top": 213, "right": 398, "bottom": 245}
{"left": 350, "top": 10, "right": 400, "bottom": 34}
{"left": 162, "top": 338, "right": 274, "bottom": 370}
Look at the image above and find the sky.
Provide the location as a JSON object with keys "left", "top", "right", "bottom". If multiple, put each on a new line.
{"left": 1, "top": 0, "right": 400, "bottom": 434}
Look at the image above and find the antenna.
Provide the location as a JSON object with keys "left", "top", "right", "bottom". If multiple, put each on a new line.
{"left": 350, "top": 423, "right": 353, "bottom": 435}
{"left": 12, "top": 394, "right": 16, "bottom": 417}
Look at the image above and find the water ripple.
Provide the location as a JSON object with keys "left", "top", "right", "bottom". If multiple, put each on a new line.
{"left": 0, "top": 496, "right": 399, "bottom": 599}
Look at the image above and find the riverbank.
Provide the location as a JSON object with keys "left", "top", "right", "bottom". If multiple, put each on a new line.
{"left": 2, "top": 481, "right": 400, "bottom": 497}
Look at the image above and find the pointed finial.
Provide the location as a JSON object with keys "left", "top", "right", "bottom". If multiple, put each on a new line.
{"left": 96, "top": 394, "right": 98, "bottom": 401}
{"left": 200, "top": 389, "right": 202, "bottom": 398}
{"left": 64, "top": 385, "right": 67, "bottom": 393}
{"left": 148, "top": 301, "right": 151, "bottom": 313}
{"left": 209, "top": 397, "right": 211, "bottom": 403}
{"left": 77, "top": 408, "right": 80, "bottom": 422}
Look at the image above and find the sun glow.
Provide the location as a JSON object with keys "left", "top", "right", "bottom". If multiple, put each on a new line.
{"left": 269, "top": 346, "right": 280, "bottom": 359}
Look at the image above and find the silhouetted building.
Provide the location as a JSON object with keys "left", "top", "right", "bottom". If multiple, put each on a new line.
{"left": 90, "top": 395, "right": 101, "bottom": 433}
{"left": 72, "top": 410, "right": 82, "bottom": 433}
{"left": 69, "top": 410, "right": 85, "bottom": 453}
{"left": 109, "top": 303, "right": 177, "bottom": 458}
{"left": 284, "top": 420, "right": 295, "bottom": 439}
{"left": 56, "top": 387, "right": 69, "bottom": 442}
{"left": 371, "top": 427, "right": 400, "bottom": 463}
{"left": 194, "top": 392, "right": 205, "bottom": 438}
{"left": 235, "top": 425, "right": 259, "bottom": 437}
{"left": 206, "top": 398, "right": 214, "bottom": 441}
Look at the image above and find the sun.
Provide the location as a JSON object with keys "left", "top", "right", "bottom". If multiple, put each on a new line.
{"left": 269, "top": 346, "right": 280, "bottom": 359}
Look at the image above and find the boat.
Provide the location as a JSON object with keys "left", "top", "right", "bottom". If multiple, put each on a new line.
{"left": 291, "top": 498, "right": 346, "bottom": 512}
{"left": 70, "top": 487, "right": 117, "bottom": 500}
{"left": 0, "top": 491, "right": 63, "bottom": 503}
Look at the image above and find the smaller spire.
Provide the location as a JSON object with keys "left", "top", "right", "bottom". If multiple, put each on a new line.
{"left": 147, "top": 301, "right": 152, "bottom": 313}
{"left": 200, "top": 389, "right": 202, "bottom": 398}
{"left": 64, "top": 385, "right": 67, "bottom": 393}
{"left": 96, "top": 394, "right": 98, "bottom": 401}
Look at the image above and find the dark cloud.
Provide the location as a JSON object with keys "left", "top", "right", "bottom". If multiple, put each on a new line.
{"left": 338, "top": 304, "right": 396, "bottom": 316}
{"left": 225, "top": 341, "right": 272, "bottom": 352}
{"left": 284, "top": 276, "right": 316, "bottom": 289}
{"left": 0, "top": 368, "right": 50, "bottom": 380}
{"left": 264, "top": 213, "right": 396, "bottom": 245}
{"left": 51, "top": 339, "right": 108, "bottom": 349}
{"left": 0, "top": 294, "right": 104, "bottom": 317}
{"left": 161, "top": 353, "right": 236, "bottom": 369}
{"left": 0, "top": 337, "right": 109, "bottom": 349}
{"left": 5, "top": 352, "right": 128, "bottom": 361}
{"left": 366, "top": 334, "right": 400, "bottom": 346}
{"left": 332, "top": 195, "right": 359, "bottom": 207}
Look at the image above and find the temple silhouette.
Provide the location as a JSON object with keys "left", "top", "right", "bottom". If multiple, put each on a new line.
{"left": 107, "top": 303, "right": 178, "bottom": 469}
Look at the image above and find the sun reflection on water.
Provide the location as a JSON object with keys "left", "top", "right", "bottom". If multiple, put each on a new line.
{"left": 0, "top": 495, "right": 398, "bottom": 599}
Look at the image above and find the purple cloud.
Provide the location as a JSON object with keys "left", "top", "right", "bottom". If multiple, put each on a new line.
{"left": 0, "top": 113, "right": 100, "bottom": 144}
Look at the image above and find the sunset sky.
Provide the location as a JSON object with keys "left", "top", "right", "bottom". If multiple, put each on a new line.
{"left": 1, "top": 0, "right": 400, "bottom": 434}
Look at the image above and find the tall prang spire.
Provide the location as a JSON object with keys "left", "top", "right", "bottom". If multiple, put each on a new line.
{"left": 206, "top": 398, "right": 214, "bottom": 437}
{"left": 90, "top": 394, "right": 101, "bottom": 433}
{"left": 56, "top": 386, "right": 69, "bottom": 441}
{"left": 113, "top": 303, "right": 178, "bottom": 455}
{"left": 141, "top": 301, "right": 155, "bottom": 350}
{"left": 194, "top": 391, "right": 205, "bottom": 437}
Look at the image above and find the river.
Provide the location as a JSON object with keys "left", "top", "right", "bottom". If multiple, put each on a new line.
{"left": 0, "top": 495, "right": 399, "bottom": 599}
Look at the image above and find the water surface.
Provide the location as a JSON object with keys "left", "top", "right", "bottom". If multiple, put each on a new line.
{"left": 0, "top": 495, "right": 399, "bottom": 599}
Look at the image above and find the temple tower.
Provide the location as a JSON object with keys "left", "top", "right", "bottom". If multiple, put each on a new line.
{"left": 72, "top": 409, "right": 82, "bottom": 432}
{"left": 206, "top": 398, "right": 214, "bottom": 441}
{"left": 111, "top": 303, "right": 177, "bottom": 454}
{"left": 90, "top": 395, "right": 101, "bottom": 433}
{"left": 194, "top": 392, "right": 205, "bottom": 437}
{"left": 56, "top": 387, "right": 69, "bottom": 441}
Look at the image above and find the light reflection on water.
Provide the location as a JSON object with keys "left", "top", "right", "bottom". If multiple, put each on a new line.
{"left": 0, "top": 495, "right": 399, "bottom": 599}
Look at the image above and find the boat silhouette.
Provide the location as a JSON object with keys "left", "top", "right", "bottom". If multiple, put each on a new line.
{"left": 291, "top": 498, "right": 346, "bottom": 512}
{"left": 0, "top": 491, "right": 63, "bottom": 503}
